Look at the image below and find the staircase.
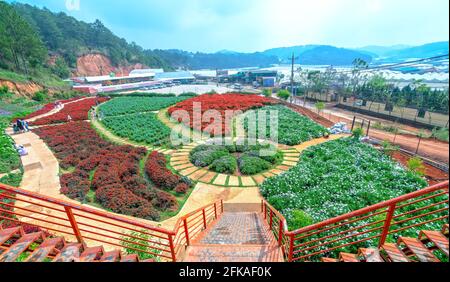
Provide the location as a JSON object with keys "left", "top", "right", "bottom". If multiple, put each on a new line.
{"left": 321, "top": 224, "right": 449, "bottom": 262}
{"left": 0, "top": 224, "right": 154, "bottom": 262}
{"left": 183, "top": 212, "right": 284, "bottom": 262}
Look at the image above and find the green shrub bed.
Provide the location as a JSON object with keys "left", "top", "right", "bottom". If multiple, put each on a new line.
{"left": 261, "top": 138, "right": 428, "bottom": 226}
{"left": 190, "top": 141, "right": 283, "bottom": 176}
{"left": 244, "top": 105, "right": 329, "bottom": 145}
{"left": 99, "top": 96, "right": 188, "bottom": 117}
{"left": 0, "top": 118, "right": 20, "bottom": 174}
{"left": 101, "top": 113, "right": 171, "bottom": 146}
{"left": 260, "top": 138, "right": 445, "bottom": 260}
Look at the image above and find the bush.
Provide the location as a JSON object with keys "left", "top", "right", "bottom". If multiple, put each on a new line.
{"left": 289, "top": 210, "right": 314, "bottom": 230}
{"left": 262, "top": 89, "right": 272, "bottom": 97}
{"left": 190, "top": 147, "right": 229, "bottom": 167}
{"left": 407, "top": 157, "right": 426, "bottom": 176}
{"left": 238, "top": 156, "right": 271, "bottom": 175}
{"left": 32, "top": 90, "right": 49, "bottom": 102}
{"left": 175, "top": 183, "right": 189, "bottom": 194}
{"left": 210, "top": 156, "right": 237, "bottom": 174}
{"left": 96, "top": 186, "right": 159, "bottom": 220}
{"left": 145, "top": 151, "right": 180, "bottom": 189}
{"left": 277, "top": 90, "right": 291, "bottom": 101}
{"left": 352, "top": 128, "right": 364, "bottom": 139}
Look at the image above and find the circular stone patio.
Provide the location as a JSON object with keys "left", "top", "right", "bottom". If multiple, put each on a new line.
{"left": 170, "top": 139, "right": 301, "bottom": 188}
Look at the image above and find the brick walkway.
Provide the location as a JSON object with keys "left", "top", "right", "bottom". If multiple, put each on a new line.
{"left": 199, "top": 213, "right": 272, "bottom": 245}
{"left": 183, "top": 212, "right": 283, "bottom": 262}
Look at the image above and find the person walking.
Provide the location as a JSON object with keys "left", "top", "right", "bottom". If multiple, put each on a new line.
{"left": 67, "top": 115, "right": 72, "bottom": 122}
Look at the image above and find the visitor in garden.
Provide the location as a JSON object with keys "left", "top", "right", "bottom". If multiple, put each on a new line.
{"left": 67, "top": 115, "right": 72, "bottom": 122}
{"left": 12, "top": 124, "right": 19, "bottom": 134}
{"left": 23, "top": 120, "right": 30, "bottom": 132}
{"left": 16, "top": 119, "right": 24, "bottom": 132}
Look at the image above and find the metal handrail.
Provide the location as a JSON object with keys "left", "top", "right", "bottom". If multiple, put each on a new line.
{"left": 261, "top": 181, "right": 449, "bottom": 262}
{"left": 0, "top": 183, "right": 224, "bottom": 262}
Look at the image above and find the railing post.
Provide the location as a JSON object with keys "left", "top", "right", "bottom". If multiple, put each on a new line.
{"left": 64, "top": 207, "right": 83, "bottom": 244}
{"left": 221, "top": 200, "right": 224, "bottom": 214}
{"left": 278, "top": 220, "right": 284, "bottom": 247}
{"left": 202, "top": 209, "right": 207, "bottom": 229}
{"left": 288, "top": 234, "right": 294, "bottom": 262}
{"left": 261, "top": 200, "right": 264, "bottom": 213}
{"left": 264, "top": 204, "right": 267, "bottom": 220}
{"left": 183, "top": 219, "right": 190, "bottom": 246}
{"left": 269, "top": 210, "right": 274, "bottom": 229}
{"left": 214, "top": 203, "right": 217, "bottom": 219}
{"left": 168, "top": 234, "right": 176, "bottom": 262}
{"left": 378, "top": 204, "right": 396, "bottom": 248}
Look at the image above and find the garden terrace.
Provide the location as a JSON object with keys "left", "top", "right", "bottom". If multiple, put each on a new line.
{"left": 244, "top": 105, "right": 330, "bottom": 146}
{"left": 33, "top": 122, "right": 189, "bottom": 221}
{"left": 168, "top": 94, "right": 276, "bottom": 136}
{"left": 30, "top": 97, "right": 109, "bottom": 126}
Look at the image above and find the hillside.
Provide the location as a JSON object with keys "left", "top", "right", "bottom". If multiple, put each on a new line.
{"left": 151, "top": 49, "right": 279, "bottom": 70}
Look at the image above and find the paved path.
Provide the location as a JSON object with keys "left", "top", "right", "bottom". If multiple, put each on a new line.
{"left": 183, "top": 212, "right": 283, "bottom": 262}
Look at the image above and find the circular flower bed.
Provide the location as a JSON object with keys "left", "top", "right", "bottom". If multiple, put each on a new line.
{"left": 189, "top": 140, "right": 283, "bottom": 176}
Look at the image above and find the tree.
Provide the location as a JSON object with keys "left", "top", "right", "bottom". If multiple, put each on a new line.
{"left": 350, "top": 58, "right": 369, "bottom": 96}
{"left": 315, "top": 102, "right": 325, "bottom": 115}
{"left": 262, "top": 89, "right": 272, "bottom": 98}
{"left": 277, "top": 90, "right": 291, "bottom": 101}
{"left": 0, "top": 2, "right": 47, "bottom": 74}
{"left": 407, "top": 157, "right": 425, "bottom": 177}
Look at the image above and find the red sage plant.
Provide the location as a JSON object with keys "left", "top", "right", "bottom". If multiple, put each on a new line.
{"left": 168, "top": 93, "right": 275, "bottom": 135}
{"left": 34, "top": 122, "right": 179, "bottom": 220}
{"left": 30, "top": 97, "right": 109, "bottom": 126}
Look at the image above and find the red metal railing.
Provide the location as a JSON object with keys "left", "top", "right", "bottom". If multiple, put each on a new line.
{"left": 0, "top": 183, "right": 223, "bottom": 262}
{"left": 262, "top": 181, "right": 449, "bottom": 262}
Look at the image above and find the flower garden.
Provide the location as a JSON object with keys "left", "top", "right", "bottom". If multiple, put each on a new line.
{"left": 168, "top": 94, "right": 275, "bottom": 135}
{"left": 244, "top": 105, "right": 330, "bottom": 146}
{"left": 189, "top": 141, "right": 283, "bottom": 176}
{"left": 3, "top": 92, "right": 441, "bottom": 247}
{"left": 30, "top": 97, "right": 109, "bottom": 126}
{"left": 98, "top": 96, "right": 193, "bottom": 147}
{"left": 261, "top": 137, "right": 430, "bottom": 229}
{"left": 34, "top": 121, "right": 192, "bottom": 221}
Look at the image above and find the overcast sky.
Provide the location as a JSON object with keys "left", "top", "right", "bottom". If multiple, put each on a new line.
{"left": 10, "top": 0, "right": 450, "bottom": 53}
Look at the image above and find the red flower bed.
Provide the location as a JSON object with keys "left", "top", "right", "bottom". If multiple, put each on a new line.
{"left": 22, "top": 97, "right": 83, "bottom": 121}
{"left": 34, "top": 122, "right": 179, "bottom": 220}
{"left": 31, "top": 97, "right": 109, "bottom": 126}
{"left": 145, "top": 151, "right": 181, "bottom": 190}
{"left": 168, "top": 94, "right": 275, "bottom": 135}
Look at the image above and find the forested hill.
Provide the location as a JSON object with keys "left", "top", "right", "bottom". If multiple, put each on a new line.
{"left": 11, "top": 3, "right": 170, "bottom": 71}
{"left": 0, "top": 2, "right": 172, "bottom": 82}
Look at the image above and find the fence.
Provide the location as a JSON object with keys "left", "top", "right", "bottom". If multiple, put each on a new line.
{"left": 262, "top": 181, "right": 449, "bottom": 262}
{"left": 0, "top": 183, "right": 223, "bottom": 262}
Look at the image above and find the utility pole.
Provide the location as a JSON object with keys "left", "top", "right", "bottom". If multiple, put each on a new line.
{"left": 290, "top": 53, "right": 295, "bottom": 104}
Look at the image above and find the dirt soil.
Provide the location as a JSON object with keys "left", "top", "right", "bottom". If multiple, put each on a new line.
{"left": 75, "top": 53, "right": 146, "bottom": 77}
{"left": 0, "top": 79, "right": 57, "bottom": 97}
{"left": 392, "top": 151, "right": 449, "bottom": 185}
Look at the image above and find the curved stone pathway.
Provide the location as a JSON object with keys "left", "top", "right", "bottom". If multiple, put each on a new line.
{"left": 25, "top": 97, "right": 91, "bottom": 123}
{"left": 169, "top": 135, "right": 348, "bottom": 188}
{"left": 170, "top": 141, "right": 300, "bottom": 187}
